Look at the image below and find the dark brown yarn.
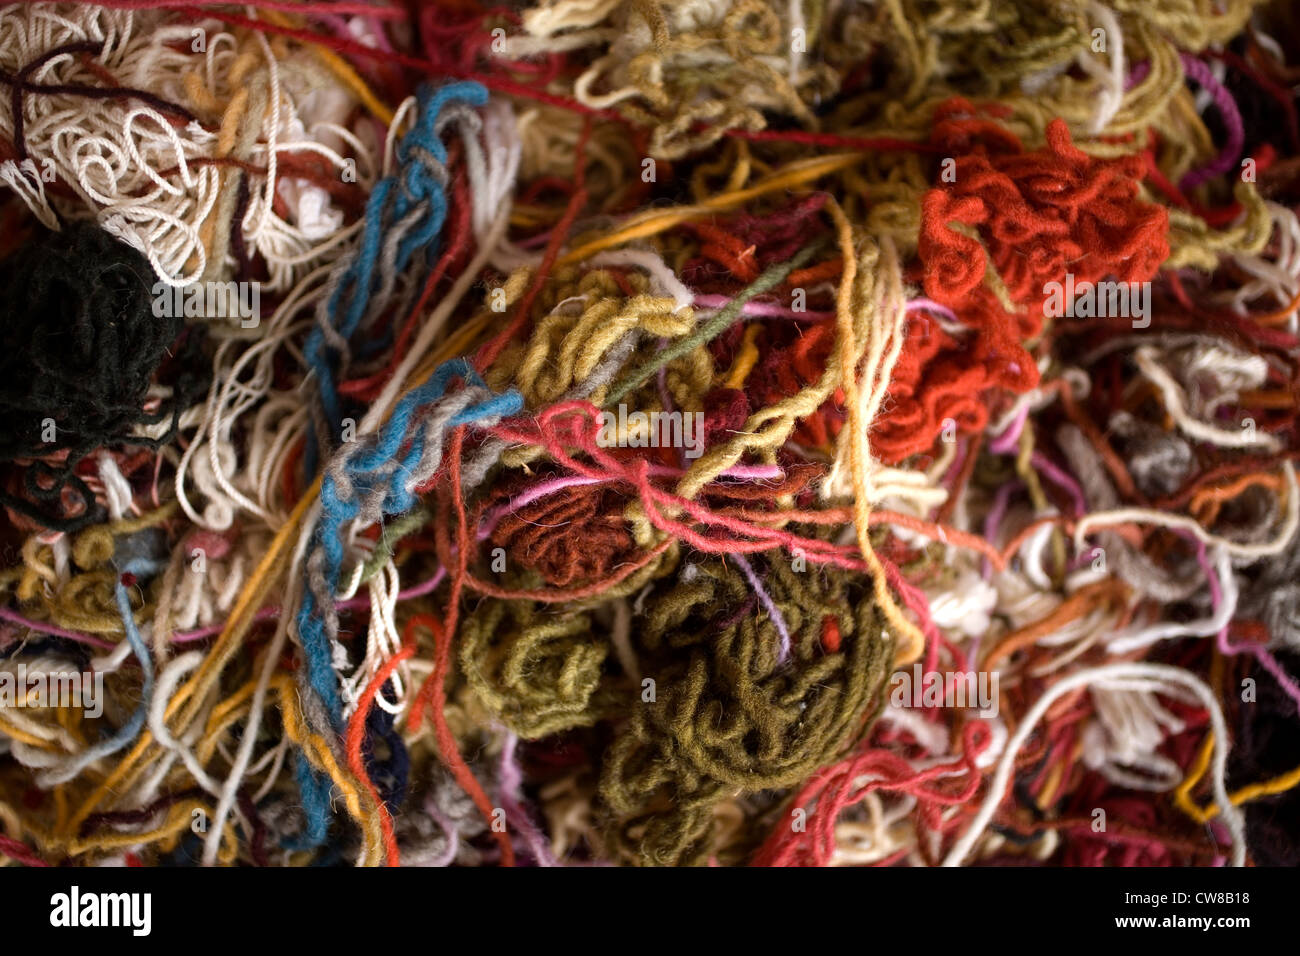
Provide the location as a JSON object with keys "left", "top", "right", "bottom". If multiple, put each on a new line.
{"left": 486, "top": 480, "right": 640, "bottom": 587}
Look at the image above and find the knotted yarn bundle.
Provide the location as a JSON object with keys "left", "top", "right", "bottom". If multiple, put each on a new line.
{"left": 1, "top": 0, "right": 1300, "bottom": 870}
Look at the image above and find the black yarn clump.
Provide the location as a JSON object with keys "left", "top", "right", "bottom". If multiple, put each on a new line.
{"left": 1229, "top": 651, "right": 1300, "bottom": 866}
{"left": 0, "top": 221, "right": 206, "bottom": 531}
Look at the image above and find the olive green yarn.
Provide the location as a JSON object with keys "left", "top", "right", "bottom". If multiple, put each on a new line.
{"left": 459, "top": 599, "right": 622, "bottom": 739}
{"left": 598, "top": 554, "right": 895, "bottom": 866}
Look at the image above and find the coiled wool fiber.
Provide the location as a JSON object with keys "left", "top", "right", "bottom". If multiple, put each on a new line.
{"left": 0, "top": 0, "right": 1299, "bottom": 868}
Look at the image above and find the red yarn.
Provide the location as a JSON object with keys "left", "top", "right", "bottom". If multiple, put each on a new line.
{"left": 869, "top": 307, "right": 990, "bottom": 462}
{"left": 750, "top": 721, "right": 991, "bottom": 867}
{"left": 484, "top": 402, "right": 873, "bottom": 570}
{"left": 700, "top": 387, "right": 751, "bottom": 447}
{"left": 0, "top": 833, "right": 49, "bottom": 867}
{"left": 345, "top": 617, "right": 418, "bottom": 868}
{"left": 417, "top": 4, "right": 565, "bottom": 86}
{"left": 743, "top": 321, "right": 841, "bottom": 450}
{"left": 923, "top": 110, "right": 1168, "bottom": 312}
{"left": 882, "top": 101, "right": 1171, "bottom": 463}
{"left": 406, "top": 427, "right": 517, "bottom": 867}
{"left": 820, "top": 615, "right": 841, "bottom": 653}
{"left": 682, "top": 196, "right": 829, "bottom": 291}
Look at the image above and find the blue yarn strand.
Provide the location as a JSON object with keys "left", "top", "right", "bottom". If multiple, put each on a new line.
{"left": 296, "top": 358, "right": 522, "bottom": 730}
{"left": 304, "top": 81, "right": 488, "bottom": 451}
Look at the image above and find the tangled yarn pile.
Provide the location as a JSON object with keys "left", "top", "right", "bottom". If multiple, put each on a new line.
{"left": 2, "top": 0, "right": 1300, "bottom": 868}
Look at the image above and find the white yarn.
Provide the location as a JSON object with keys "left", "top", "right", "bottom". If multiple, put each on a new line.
{"left": 830, "top": 792, "right": 916, "bottom": 866}
{"left": 147, "top": 650, "right": 223, "bottom": 793}
{"left": 0, "top": 158, "right": 59, "bottom": 228}
{"left": 0, "top": 4, "right": 368, "bottom": 291}
{"left": 167, "top": 537, "right": 256, "bottom": 632}
{"left": 0, "top": 654, "right": 87, "bottom": 761}
{"left": 942, "top": 662, "right": 1246, "bottom": 867}
{"left": 994, "top": 568, "right": 1063, "bottom": 630}
{"left": 1108, "top": 545, "right": 1235, "bottom": 654}
{"left": 339, "top": 558, "right": 410, "bottom": 719}
{"left": 926, "top": 566, "right": 998, "bottom": 639}
{"left": 1028, "top": 605, "right": 1117, "bottom": 677}
{"left": 173, "top": 261, "right": 341, "bottom": 530}
{"left": 788, "top": 0, "right": 805, "bottom": 86}
{"left": 1075, "top": 461, "right": 1300, "bottom": 561}
{"left": 202, "top": 602, "right": 297, "bottom": 865}
{"left": 1134, "top": 345, "right": 1278, "bottom": 451}
{"left": 522, "top": 0, "right": 625, "bottom": 39}
{"left": 96, "top": 452, "right": 137, "bottom": 521}
{"left": 1216, "top": 202, "right": 1300, "bottom": 334}
{"left": 1082, "top": 685, "right": 1189, "bottom": 791}
{"left": 876, "top": 704, "right": 950, "bottom": 754}
{"left": 588, "top": 249, "right": 694, "bottom": 311}
{"left": 1079, "top": 2, "right": 1125, "bottom": 135}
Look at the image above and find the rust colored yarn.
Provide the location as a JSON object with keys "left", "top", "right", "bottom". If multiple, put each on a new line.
{"left": 485, "top": 480, "right": 640, "bottom": 588}
{"left": 874, "top": 101, "right": 1173, "bottom": 462}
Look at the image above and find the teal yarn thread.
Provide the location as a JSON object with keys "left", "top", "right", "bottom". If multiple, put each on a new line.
{"left": 303, "top": 80, "right": 489, "bottom": 466}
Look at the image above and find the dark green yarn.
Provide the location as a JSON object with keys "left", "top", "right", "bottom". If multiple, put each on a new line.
{"left": 598, "top": 554, "right": 894, "bottom": 866}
